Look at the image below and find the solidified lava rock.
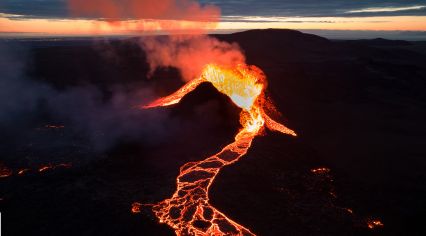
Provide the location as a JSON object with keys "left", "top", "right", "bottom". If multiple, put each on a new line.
{"left": 1, "top": 29, "right": 426, "bottom": 236}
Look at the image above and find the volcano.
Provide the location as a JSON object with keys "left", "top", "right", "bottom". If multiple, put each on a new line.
{"left": 141, "top": 63, "right": 296, "bottom": 235}
{"left": 1, "top": 29, "right": 426, "bottom": 236}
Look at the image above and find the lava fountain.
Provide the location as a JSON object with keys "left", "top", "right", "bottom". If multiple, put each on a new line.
{"left": 143, "top": 63, "right": 297, "bottom": 235}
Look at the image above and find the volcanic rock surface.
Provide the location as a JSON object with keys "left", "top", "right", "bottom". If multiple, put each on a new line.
{"left": 1, "top": 29, "right": 426, "bottom": 235}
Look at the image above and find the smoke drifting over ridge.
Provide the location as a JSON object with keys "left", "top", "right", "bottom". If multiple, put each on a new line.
{"left": 68, "top": 0, "right": 246, "bottom": 81}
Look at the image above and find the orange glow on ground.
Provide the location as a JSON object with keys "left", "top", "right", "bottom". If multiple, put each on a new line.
{"left": 0, "top": 164, "right": 13, "bottom": 178}
{"left": 311, "top": 167, "right": 331, "bottom": 174}
{"left": 131, "top": 202, "right": 143, "bottom": 214}
{"left": 18, "top": 168, "right": 31, "bottom": 175}
{"left": 367, "top": 219, "right": 384, "bottom": 229}
{"left": 39, "top": 163, "right": 72, "bottom": 173}
{"left": 45, "top": 125, "right": 65, "bottom": 129}
{"left": 0, "top": 163, "right": 72, "bottom": 177}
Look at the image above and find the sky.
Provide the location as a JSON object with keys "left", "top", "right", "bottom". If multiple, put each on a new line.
{"left": 0, "top": 0, "right": 426, "bottom": 37}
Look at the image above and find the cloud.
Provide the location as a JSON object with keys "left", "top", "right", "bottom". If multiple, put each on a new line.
{"left": 1, "top": 0, "right": 426, "bottom": 20}
{"left": 221, "top": 16, "right": 338, "bottom": 23}
{"left": 66, "top": 0, "right": 245, "bottom": 82}
{"left": 201, "top": 0, "right": 426, "bottom": 17}
{"left": 68, "top": 0, "right": 220, "bottom": 22}
{"left": 0, "top": 0, "right": 68, "bottom": 19}
{"left": 346, "top": 5, "right": 426, "bottom": 14}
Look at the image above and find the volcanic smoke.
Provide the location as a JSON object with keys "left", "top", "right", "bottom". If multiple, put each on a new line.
{"left": 68, "top": 0, "right": 245, "bottom": 81}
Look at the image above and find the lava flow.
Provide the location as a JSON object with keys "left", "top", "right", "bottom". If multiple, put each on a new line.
{"left": 142, "top": 63, "right": 297, "bottom": 236}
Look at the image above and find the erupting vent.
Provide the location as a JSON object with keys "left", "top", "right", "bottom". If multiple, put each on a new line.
{"left": 142, "top": 63, "right": 297, "bottom": 235}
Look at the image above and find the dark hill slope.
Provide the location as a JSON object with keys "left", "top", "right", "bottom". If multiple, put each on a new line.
{"left": 1, "top": 29, "right": 426, "bottom": 236}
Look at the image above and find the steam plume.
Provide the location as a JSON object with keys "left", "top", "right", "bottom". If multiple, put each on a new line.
{"left": 68, "top": 0, "right": 246, "bottom": 81}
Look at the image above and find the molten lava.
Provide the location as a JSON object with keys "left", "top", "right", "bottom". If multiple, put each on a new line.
{"left": 311, "top": 167, "right": 331, "bottom": 175}
{"left": 367, "top": 219, "right": 384, "bottom": 229}
{"left": 0, "top": 164, "right": 13, "bottom": 178}
{"left": 39, "top": 163, "right": 72, "bottom": 173}
{"left": 18, "top": 168, "right": 30, "bottom": 175}
{"left": 45, "top": 125, "right": 65, "bottom": 129}
{"left": 143, "top": 63, "right": 297, "bottom": 235}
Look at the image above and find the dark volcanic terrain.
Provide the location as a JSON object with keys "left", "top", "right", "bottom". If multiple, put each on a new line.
{"left": 1, "top": 29, "right": 426, "bottom": 235}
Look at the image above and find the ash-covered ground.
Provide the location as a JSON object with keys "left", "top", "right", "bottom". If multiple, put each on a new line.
{"left": 1, "top": 29, "right": 426, "bottom": 235}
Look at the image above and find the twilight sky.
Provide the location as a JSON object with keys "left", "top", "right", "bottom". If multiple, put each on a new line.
{"left": 0, "top": 0, "right": 426, "bottom": 36}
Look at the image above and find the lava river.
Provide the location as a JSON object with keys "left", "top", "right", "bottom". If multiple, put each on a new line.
{"left": 141, "top": 63, "right": 297, "bottom": 236}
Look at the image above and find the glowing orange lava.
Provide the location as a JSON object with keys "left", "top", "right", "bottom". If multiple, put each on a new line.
{"left": 0, "top": 163, "right": 72, "bottom": 177}
{"left": 143, "top": 63, "right": 297, "bottom": 235}
{"left": 45, "top": 125, "right": 65, "bottom": 129}
{"left": 18, "top": 168, "right": 31, "bottom": 175}
{"left": 311, "top": 167, "right": 331, "bottom": 175}
{"left": 0, "top": 165, "right": 13, "bottom": 178}
{"left": 39, "top": 163, "right": 72, "bottom": 173}
{"left": 131, "top": 202, "right": 143, "bottom": 214}
{"left": 367, "top": 219, "right": 384, "bottom": 229}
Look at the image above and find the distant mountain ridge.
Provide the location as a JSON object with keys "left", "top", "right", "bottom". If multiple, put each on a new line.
{"left": 343, "top": 37, "right": 412, "bottom": 46}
